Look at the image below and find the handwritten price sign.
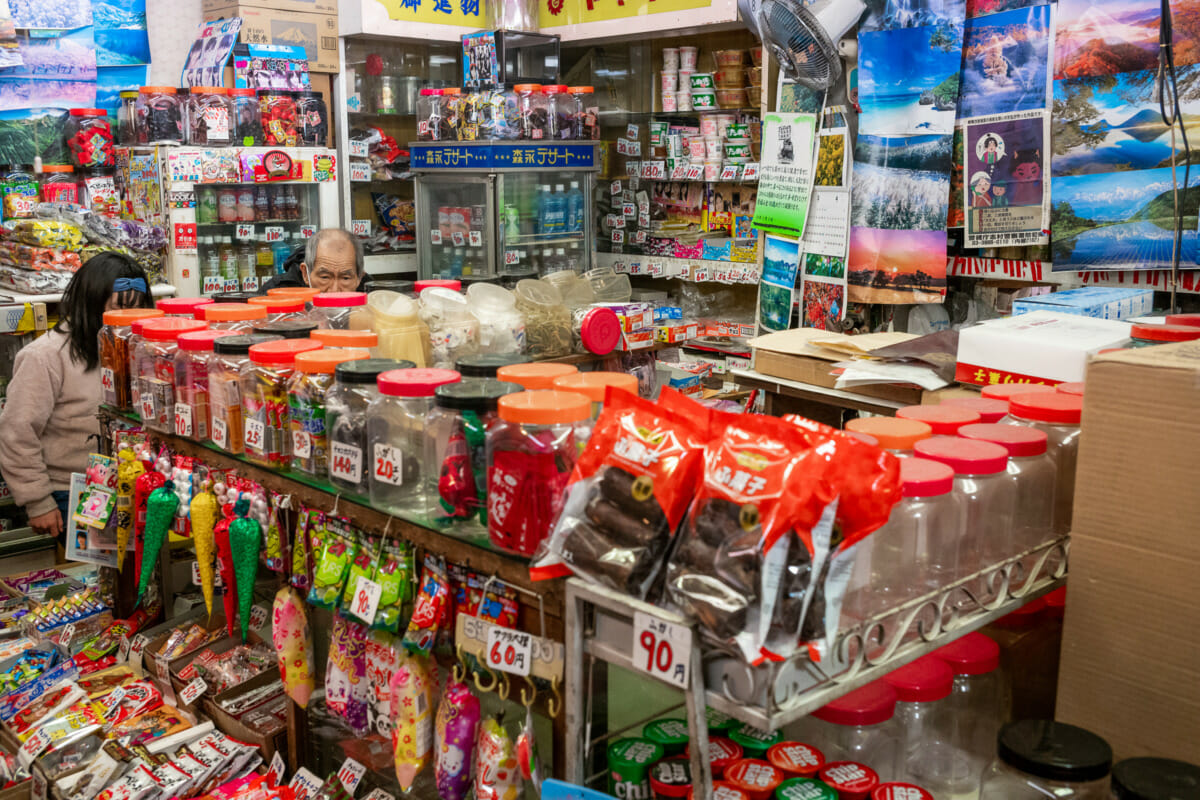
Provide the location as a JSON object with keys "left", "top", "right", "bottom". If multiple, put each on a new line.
{"left": 485, "top": 627, "right": 532, "bottom": 677}
{"left": 235, "top": 223, "right": 255, "bottom": 240}
{"left": 350, "top": 162, "right": 371, "bottom": 182}
{"left": 504, "top": 250, "right": 520, "bottom": 265}
{"left": 337, "top": 759, "right": 367, "bottom": 794}
{"left": 300, "top": 225, "right": 317, "bottom": 239}
{"left": 632, "top": 611, "right": 692, "bottom": 688}
{"left": 430, "top": 229, "right": 443, "bottom": 245}
{"left": 373, "top": 444, "right": 403, "bottom": 486}
{"left": 330, "top": 442, "right": 362, "bottom": 484}
{"left": 351, "top": 219, "right": 371, "bottom": 237}
{"left": 180, "top": 677, "right": 208, "bottom": 706}
{"left": 265, "top": 226, "right": 285, "bottom": 243}
{"left": 244, "top": 418, "right": 265, "bottom": 452}
{"left": 174, "top": 404, "right": 193, "bottom": 437}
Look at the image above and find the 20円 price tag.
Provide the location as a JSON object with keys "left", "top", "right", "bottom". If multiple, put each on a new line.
{"left": 632, "top": 611, "right": 692, "bottom": 689}
{"left": 485, "top": 627, "right": 532, "bottom": 677}
{"left": 336, "top": 758, "right": 367, "bottom": 793}
{"left": 373, "top": 444, "right": 403, "bottom": 486}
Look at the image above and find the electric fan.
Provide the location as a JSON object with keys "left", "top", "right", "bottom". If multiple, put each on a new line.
{"left": 739, "top": 0, "right": 866, "bottom": 89}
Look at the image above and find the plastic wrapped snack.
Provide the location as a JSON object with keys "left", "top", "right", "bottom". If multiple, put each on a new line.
{"left": 8, "top": 218, "right": 84, "bottom": 250}
{"left": 372, "top": 193, "right": 415, "bottom": 238}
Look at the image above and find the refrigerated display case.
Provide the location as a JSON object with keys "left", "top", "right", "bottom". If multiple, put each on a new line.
{"left": 119, "top": 146, "right": 341, "bottom": 297}
{"left": 410, "top": 140, "right": 598, "bottom": 281}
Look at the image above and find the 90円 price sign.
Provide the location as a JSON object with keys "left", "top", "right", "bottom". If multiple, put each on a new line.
{"left": 631, "top": 611, "right": 691, "bottom": 688}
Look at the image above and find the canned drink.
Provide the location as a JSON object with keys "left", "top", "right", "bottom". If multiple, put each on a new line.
{"left": 471, "top": 204, "right": 487, "bottom": 231}
{"left": 609, "top": 738, "right": 665, "bottom": 800}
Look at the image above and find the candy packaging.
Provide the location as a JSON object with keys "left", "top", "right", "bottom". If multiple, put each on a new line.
{"left": 136, "top": 481, "right": 179, "bottom": 603}
{"left": 435, "top": 679, "right": 480, "bottom": 800}
{"left": 228, "top": 499, "right": 262, "bottom": 641}
{"left": 390, "top": 650, "right": 435, "bottom": 791}
{"left": 477, "top": 717, "right": 523, "bottom": 800}
{"left": 402, "top": 556, "right": 450, "bottom": 654}
{"left": 325, "top": 615, "right": 369, "bottom": 734}
{"left": 271, "top": 587, "right": 314, "bottom": 708}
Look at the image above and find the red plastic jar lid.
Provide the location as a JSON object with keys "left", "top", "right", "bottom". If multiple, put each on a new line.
{"left": 818, "top": 762, "right": 879, "bottom": 800}
{"left": 994, "top": 596, "right": 1046, "bottom": 628}
{"left": 415, "top": 279, "right": 461, "bottom": 293}
{"left": 377, "top": 367, "right": 461, "bottom": 397}
{"left": 312, "top": 292, "right": 367, "bottom": 308}
{"left": 767, "top": 742, "right": 825, "bottom": 778}
{"left": 140, "top": 318, "right": 208, "bottom": 341}
{"left": 913, "top": 436, "right": 1007, "bottom": 476}
{"left": 939, "top": 396, "right": 1008, "bottom": 424}
{"left": 69, "top": 108, "right": 105, "bottom": 116}
{"left": 812, "top": 680, "right": 897, "bottom": 727}
{"left": 1045, "top": 586, "right": 1067, "bottom": 620}
{"left": 649, "top": 757, "right": 692, "bottom": 798}
{"left": 958, "top": 423, "right": 1048, "bottom": 457}
{"left": 248, "top": 338, "right": 322, "bottom": 365}
{"left": 156, "top": 297, "right": 215, "bottom": 317}
{"left": 1131, "top": 322, "right": 1200, "bottom": 342}
{"left": 1165, "top": 312, "right": 1200, "bottom": 327}
{"left": 543, "top": 84, "right": 569, "bottom": 94}
{"left": 177, "top": 329, "right": 239, "bottom": 352}
{"left": 687, "top": 736, "right": 743, "bottom": 775}
{"left": 883, "top": 655, "right": 954, "bottom": 703}
{"left": 1055, "top": 382, "right": 1085, "bottom": 397}
{"left": 870, "top": 783, "right": 934, "bottom": 800}
{"left": 722, "top": 759, "right": 784, "bottom": 799}
{"left": 980, "top": 383, "right": 1054, "bottom": 401}
{"left": 896, "top": 404, "right": 981, "bottom": 435}
{"left": 899, "top": 457, "right": 954, "bottom": 498}
{"left": 1008, "top": 392, "right": 1083, "bottom": 425}
{"left": 577, "top": 306, "right": 621, "bottom": 354}
{"left": 690, "top": 783, "right": 750, "bottom": 800}
{"left": 934, "top": 632, "right": 1000, "bottom": 676}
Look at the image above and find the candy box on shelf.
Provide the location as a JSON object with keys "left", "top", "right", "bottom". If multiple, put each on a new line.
{"left": 656, "top": 322, "right": 698, "bottom": 344}
{"left": 702, "top": 238, "right": 732, "bottom": 261}
{"left": 672, "top": 241, "right": 704, "bottom": 260}
{"left": 1012, "top": 287, "right": 1154, "bottom": 320}
{"left": 140, "top": 613, "right": 230, "bottom": 689}
{"left": 618, "top": 329, "right": 656, "bottom": 350}
{"left": 201, "top": 670, "right": 286, "bottom": 760}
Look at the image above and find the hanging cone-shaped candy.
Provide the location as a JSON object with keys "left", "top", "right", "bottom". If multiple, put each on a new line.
{"left": 132, "top": 469, "right": 165, "bottom": 580}
{"left": 190, "top": 488, "right": 219, "bottom": 618}
{"left": 215, "top": 516, "right": 238, "bottom": 637}
{"left": 115, "top": 449, "right": 143, "bottom": 571}
{"left": 136, "top": 481, "right": 178, "bottom": 603}
{"left": 229, "top": 498, "right": 262, "bottom": 642}
{"left": 272, "top": 586, "right": 315, "bottom": 707}
{"left": 478, "top": 717, "right": 523, "bottom": 800}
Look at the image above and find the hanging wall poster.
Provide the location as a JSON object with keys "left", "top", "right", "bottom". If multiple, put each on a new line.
{"left": 0, "top": 27, "right": 98, "bottom": 110}
{"left": 757, "top": 235, "right": 801, "bottom": 333}
{"left": 949, "top": 126, "right": 966, "bottom": 227}
{"left": 93, "top": 0, "right": 149, "bottom": 66}
{"left": 959, "top": 4, "right": 1052, "bottom": 119}
{"left": 0, "top": 0, "right": 20, "bottom": 69}
{"left": 751, "top": 112, "right": 817, "bottom": 238}
{"left": 965, "top": 110, "right": 1051, "bottom": 246}
{"left": 181, "top": 17, "right": 241, "bottom": 88}
{"left": 8, "top": 0, "right": 91, "bottom": 28}
{"left": 858, "top": 24, "right": 963, "bottom": 136}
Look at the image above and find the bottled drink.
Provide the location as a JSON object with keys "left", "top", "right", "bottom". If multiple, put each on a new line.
{"left": 218, "top": 188, "right": 238, "bottom": 223}
{"left": 201, "top": 236, "right": 220, "bottom": 278}
{"left": 566, "top": 180, "right": 583, "bottom": 233}
{"left": 550, "top": 183, "right": 567, "bottom": 234}
{"left": 197, "top": 189, "right": 218, "bottom": 225}
{"left": 256, "top": 234, "right": 274, "bottom": 278}
{"left": 272, "top": 232, "right": 293, "bottom": 274}
{"left": 255, "top": 185, "right": 270, "bottom": 221}
{"left": 535, "top": 184, "right": 552, "bottom": 234}
{"left": 236, "top": 185, "right": 255, "bottom": 222}
{"left": 238, "top": 238, "right": 256, "bottom": 281}
{"left": 270, "top": 185, "right": 286, "bottom": 220}
{"left": 218, "top": 236, "right": 238, "bottom": 280}
{"left": 284, "top": 185, "right": 299, "bottom": 220}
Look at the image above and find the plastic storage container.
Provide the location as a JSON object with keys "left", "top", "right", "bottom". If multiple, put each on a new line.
{"left": 570, "top": 86, "right": 597, "bottom": 140}
{"left": 364, "top": 291, "right": 431, "bottom": 367}
{"left": 367, "top": 368, "right": 462, "bottom": 519}
{"left": 186, "top": 87, "right": 234, "bottom": 146}
{"left": 979, "top": 721, "right": 1112, "bottom": 799}
{"left": 933, "top": 632, "right": 1008, "bottom": 790}
{"left": 312, "top": 292, "right": 369, "bottom": 330}
{"left": 230, "top": 88, "right": 261, "bottom": 146}
{"left": 419, "top": 287, "right": 479, "bottom": 368}
{"left": 914, "top": 437, "right": 1013, "bottom": 575}
{"left": 465, "top": 283, "right": 526, "bottom": 355}
{"left": 325, "top": 358, "right": 414, "bottom": 496}
{"left": 311, "top": 329, "right": 378, "bottom": 356}
{"left": 99, "top": 309, "right": 163, "bottom": 410}
{"left": 65, "top": 108, "right": 115, "bottom": 169}
{"left": 514, "top": 279, "right": 573, "bottom": 358}
{"left": 253, "top": 320, "right": 319, "bottom": 340}
{"left": 295, "top": 90, "right": 328, "bottom": 146}
{"left": 1110, "top": 757, "right": 1200, "bottom": 800}
{"left": 552, "top": 371, "right": 639, "bottom": 421}
{"left": 844, "top": 417, "right": 932, "bottom": 456}
{"left": 203, "top": 302, "right": 269, "bottom": 332}
{"left": 240, "top": 339, "right": 323, "bottom": 468}
{"left": 543, "top": 84, "right": 575, "bottom": 140}
{"left": 940, "top": 396, "right": 1009, "bottom": 424}
{"left": 287, "top": 349, "right": 369, "bottom": 476}
{"left": 515, "top": 84, "right": 549, "bottom": 140}
{"left": 137, "top": 86, "right": 183, "bottom": 144}
{"left": 117, "top": 91, "right": 138, "bottom": 145}
{"left": 135, "top": 318, "right": 208, "bottom": 432}
{"left": 258, "top": 89, "right": 298, "bottom": 146}
{"left": 896, "top": 405, "right": 981, "bottom": 436}
{"left": 883, "top": 656, "right": 961, "bottom": 793}
{"left": 173, "top": 329, "right": 239, "bottom": 440}
{"left": 269, "top": 286, "right": 323, "bottom": 303}
{"left": 496, "top": 362, "right": 578, "bottom": 391}
{"left": 808, "top": 681, "right": 900, "bottom": 781}
{"left": 1003, "top": 393, "right": 1082, "bottom": 536}
{"left": 207, "top": 334, "right": 282, "bottom": 453}
{"left": 157, "top": 297, "right": 215, "bottom": 319}
{"left": 416, "top": 88, "right": 444, "bottom": 141}
{"left": 959, "top": 423, "right": 1057, "bottom": 552}
{"left": 39, "top": 165, "right": 79, "bottom": 204}
{"left": 456, "top": 353, "right": 529, "bottom": 378}
{"left": 1129, "top": 322, "right": 1200, "bottom": 346}
{"left": 487, "top": 391, "right": 590, "bottom": 556}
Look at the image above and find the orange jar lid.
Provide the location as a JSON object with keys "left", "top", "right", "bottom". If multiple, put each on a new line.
{"left": 268, "top": 287, "right": 322, "bottom": 301}
{"left": 140, "top": 86, "right": 176, "bottom": 94}
{"left": 102, "top": 308, "right": 164, "bottom": 326}
{"left": 248, "top": 296, "right": 307, "bottom": 313}
{"left": 293, "top": 348, "right": 368, "bottom": 374}
{"left": 498, "top": 390, "right": 590, "bottom": 425}
{"left": 552, "top": 371, "right": 638, "bottom": 403}
{"left": 203, "top": 303, "right": 269, "bottom": 322}
{"left": 311, "top": 329, "right": 378, "bottom": 348}
{"left": 496, "top": 362, "right": 578, "bottom": 391}
{"left": 844, "top": 417, "right": 932, "bottom": 450}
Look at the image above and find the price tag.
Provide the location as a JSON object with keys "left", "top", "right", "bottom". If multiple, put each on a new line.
{"left": 100, "top": 367, "right": 115, "bottom": 398}
{"left": 625, "top": 161, "right": 640, "bottom": 177}
{"left": 613, "top": 260, "right": 628, "bottom": 273}
{"left": 211, "top": 418, "right": 228, "bottom": 450}
{"left": 267, "top": 751, "right": 287, "bottom": 787}
{"left": 20, "top": 729, "right": 51, "bottom": 762}
{"left": 179, "top": 677, "right": 208, "bottom": 706}
{"left": 632, "top": 611, "right": 692, "bottom": 688}
{"left": 265, "top": 226, "right": 285, "bottom": 243}
{"left": 648, "top": 262, "right": 665, "bottom": 277}
{"left": 337, "top": 759, "right": 367, "bottom": 794}
{"left": 224, "top": 278, "right": 239, "bottom": 293}
{"left": 469, "top": 230, "right": 483, "bottom": 247}
{"left": 629, "top": 261, "right": 642, "bottom": 275}
{"left": 671, "top": 164, "right": 688, "bottom": 180}
{"left": 742, "top": 162, "right": 760, "bottom": 181}
{"left": 610, "top": 180, "right": 621, "bottom": 196}
{"left": 485, "top": 626, "right": 532, "bottom": 677}
{"left": 154, "top": 656, "right": 170, "bottom": 685}
{"left": 622, "top": 202, "right": 636, "bottom": 218}
{"left": 451, "top": 231, "right": 465, "bottom": 246}
{"left": 59, "top": 623, "right": 76, "bottom": 649}
{"left": 349, "top": 139, "right": 369, "bottom": 158}
{"left": 31, "top": 767, "right": 45, "bottom": 800}
{"left": 202, "top": 275, "right": 223, "bottom": 294}
{"left": 174, "top": 403, "right": 193, "bottom": 437}
{"left": 720, "top": 165, "right": 740, "bottom": 181}
{"left": 235, "top": 223, "right": 254, "bottom": 239}
{"left": 117, "top": 635, "right": 131, "bottom": 663}
{"left": 626, "top": 123, "right": 640, "bottom": 140}
{"left": 350, "top": 162, "right": 371, "bottom": 182}
{"left": 638, "top": 211, "right": 650, "bottom": 227}
{"left": 330, "top": 441, "right": 363, "bottom": 484}
{"left": 101, "top": 686, "right": 125, "bottom": 717}
{"left": 694, "top": 268, "right": 710, "bottom": 282}
{"left": 686, "top": 164, "right": 704, "bottom": 181}
{"left": 139, "top": 394, "right": 156, "bottom": 423}
{"left": 373, "top": 443, "right": 403, "bottom": 486}
{"left": 300, "top": 225, "right": 317, "bottom": 239}
{"left": 250, "top": 605, "right": 270, "bottom": 631}
{"left": 612, "top": 215, "right": 626, "bottom": 229}
{"left": 611, "top": 230, "right": 625, "bottom": 244}
{"left": 504, "top": 250, "right": 520, "bottom": 265}
{"left": 292, "top": 430, "right": 312, "bottom": 459}
{"left": 192, "top": 561, "right": 223, "bottom": 588}
{"left": 634, "top": 230, "right": 647, "bottom": 244}
{"left": 430, "top": 229, "right": 443, "bottom": 245}
{"left": 289, "top": 768, "right": 324, "bottom": 800}
{"left": 351, "top": 219, "right": 371, "bottom": 237}
{"left": 241, "top": 275, "right": 260, "bottom": 292}
{"left": 128, "top": 634, "right": 148, "bottom": 664}
{"left": 245, "top": 417, "right": 266, "bottom": 452}
{"left": 349, "top": 577, "right": 382, "bottom": 625}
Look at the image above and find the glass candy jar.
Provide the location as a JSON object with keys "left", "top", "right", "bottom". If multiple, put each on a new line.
{"left": 295, "top": 90, "right": 328, "bottom": 146}
{"left": 515, "top": 84, "right": 549, "bottom": 140}
{"left": 137, "top": 86, "right": 183, "bottom": 144}
{"left": 231, "top": 88, "right": 261, "bottom": 146}
{"left": 187, "top": 87, "right": 234, "bottom": 146}
{"left": 979, "top": 721, "right": 1112, "bottom": 800}
{"left": 173, "top": 329, "right": 240, "bottom": 440}
{"left": 313, "top": 292, "right": 370, "bottom": 330}
{"left": 66, "top": 108, "right": 116, "bottom": 169}
{"left": 207, "top": 334, "right": 283, "bottom": 453}
{"left": 135, "top": 318, "right": 208, "bottom": 432}
{"left": 99, "top": 308, "right": 163, "bottom": 410}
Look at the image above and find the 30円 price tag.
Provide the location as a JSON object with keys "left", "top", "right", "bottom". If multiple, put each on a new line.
{"left": 336, "top": 758, "right": 367, "bottom": 793}
{"left": 244, "top": 418, "right": 266, "bottom": 452}
{"left": 179, "top": 676, "right": 208, "bottom": 706}
{"left": 350, "top": 576, "right": 381, "bottom": 625}
{"left": 373, "top": 444, "right": 403, "bottom": 486}
{"left": 174, "top": 403, "right": 193, "bottom": 437}
{"left": 631, "top": 611, "right": 692, "bottom": 688}
{"left": 330, "top": 441, "right": 362, "bottom": 484}
{"left": 485, "top": 626, "right": 532, "bottom": 677}
{"left": 292, "top": 430, "right": 312, "bottom": 459}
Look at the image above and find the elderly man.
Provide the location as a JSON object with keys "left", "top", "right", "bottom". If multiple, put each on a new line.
{"left": 263, "top": 228, "right": 367, "bottom": 293}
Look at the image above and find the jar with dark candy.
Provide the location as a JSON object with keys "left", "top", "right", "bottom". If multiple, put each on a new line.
{"left": 543, "top": 84, "right": 575, "bottom": 140}
{"left": 295, "top": 90, "right": 328, "bottom": 146}
{"left": 326, "top": 358, "right": 415, "bottom": 496}
{"left": 515, "top": 84, "right": 549, "bottom": 141}
{"left": 230, "top": 88, "right": 262, "bottom": 146}
{"left": 137, "top": 86, "right": 183, "bottom": 144}
{"left": 186, "top": 87, "right": 234, "bottom": 146}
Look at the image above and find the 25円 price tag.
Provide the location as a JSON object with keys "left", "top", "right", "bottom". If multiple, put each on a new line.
{"left": 631, "top": 611, "right": 691, "bottom": 688}
{"left": 244, "top": 418, "right": 266, "bottom": 452}
{"left": 336, "top": 758, "right": 367, "bottom": 793}
{"left": 485, "top": 626, "right": 532, "bottom": 676}
{"left": 350, "top": 576, "right": 381, "bottom": 625}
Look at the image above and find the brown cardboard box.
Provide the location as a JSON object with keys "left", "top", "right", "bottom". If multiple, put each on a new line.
{"left": 206, "top": 5, "right": 338, "bottom": 72}
{"left": 753, "top": 348, "right": 930, "bottom": 406}
{"left": 1055, "top": 342, "right": 1200, "bottom": 762}
{"left": 204, "top": 0, "right": 336, "bottom": 16}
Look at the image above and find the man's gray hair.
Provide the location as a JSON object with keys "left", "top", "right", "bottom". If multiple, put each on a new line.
{"left": 305, "top": 228, "right": 364, "bottom": 274}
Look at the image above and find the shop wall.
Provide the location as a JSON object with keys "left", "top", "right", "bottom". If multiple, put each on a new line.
{"left": 146, "top": 0, "right": 203, "bottom": 86}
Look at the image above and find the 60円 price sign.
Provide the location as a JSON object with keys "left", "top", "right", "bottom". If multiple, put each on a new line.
{"left": 632, "top": 611, "right": 692, "bottom": 688}
{"left": 485, "top": 626, "right": 532, "bottom": 677}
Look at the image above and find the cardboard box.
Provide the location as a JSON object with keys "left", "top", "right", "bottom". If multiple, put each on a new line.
{"left": 754, "top": 348, "right": 928, "bottom": 405}
{"left": 656, "top": 322, "right": 698, "bottom": 344}
{"left": 955, "top": 311, "right": 1131, "bottom": 385}
{"left": 1012, "top": 287, "right": 1154, "bottom": 320}
{"left": 206, "top": 5, "right": 338, "bottom": 72}
{"left": 1055, "top": 342, "right": 1200, "bottom": 762}
{"left": 204, "top": 0, "right": 336, "bottom": 16}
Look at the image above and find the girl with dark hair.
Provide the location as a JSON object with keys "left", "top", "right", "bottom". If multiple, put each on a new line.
{"left": 0, "top": 253, "right": 152, "bottom": 542}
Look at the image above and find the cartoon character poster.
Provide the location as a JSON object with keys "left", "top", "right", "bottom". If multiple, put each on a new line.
{"left": 965, "top": 111, "right": 1049, "bottom": 246}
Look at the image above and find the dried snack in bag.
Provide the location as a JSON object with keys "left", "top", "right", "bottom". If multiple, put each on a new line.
{"left": 307, "top": 520, "right": 356, "bottom": 610}
{"left": 339, "top": 530, "right": 380, "bottom": 618}
{"left": 371, "top": 541, "right": 414, "bottom": 633}
{"left": 272, "top": 586, "right": 315, "bottom": 708}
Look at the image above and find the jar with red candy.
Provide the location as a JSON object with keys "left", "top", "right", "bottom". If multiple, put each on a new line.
{"left": 258, "top": 89, "right": 298, "bottom": 147}
{"left": 65, "top": 108, "right": 116, "bottom": 169}
{"left": 39, "top": 165, "right": 78, "bottom": 204}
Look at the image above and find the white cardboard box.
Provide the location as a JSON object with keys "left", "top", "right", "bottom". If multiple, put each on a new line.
{"left": 955, "top": 311, "right": 1132, "bottom": 385}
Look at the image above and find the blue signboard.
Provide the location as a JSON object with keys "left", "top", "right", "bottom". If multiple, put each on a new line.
{"left": 412, "top": 142, "right": 596, "bottom": 171}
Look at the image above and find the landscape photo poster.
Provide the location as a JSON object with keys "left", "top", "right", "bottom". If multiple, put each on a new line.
{"left": 959, "top": 3, "right": 1053, "bottom": 119}
{"left": 965, "top": 110, "right": 1051, "bottom": 247}
{"left": 858, "top": 24, "right": 963, "bottom": 136}
{"left": 1053, "top": 0, "right": 1200, "bottom": 80}
{"left": 757, "top": 235, "right": 802, "bottom": 333}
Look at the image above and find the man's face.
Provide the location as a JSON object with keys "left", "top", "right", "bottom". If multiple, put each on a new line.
{"left": 303, "top": 239, "right": 360, "bottom": 293}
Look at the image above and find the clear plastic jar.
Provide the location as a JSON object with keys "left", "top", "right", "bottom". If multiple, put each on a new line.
{"left": 419, "top": 287, "right": 479, "bottom": 369}
{"left": 896, "top": 404, "right": 982, "bottom": 436}
{"left": 1111, "top": 758, "right": 1200, "bottom": 800}
{"left": 203, "top": 302, "right": 269, "bottom": 332}
{"left": 326, "top": 358, "right": 414, "bottom": 496}
{"left": 514, "top": 279, "right": 572, "bottom": 358}
{"left": 368, "top": 368, "right": 462, "bottom": 519}
{"left": 247, "top": 295, "right": 311, "bottom": 323}
{"left": 117, "top": 91, "right": 138, "bottom": 145}
{"left": 39, "top": 165, "right": 79, "bottom": 204}
{"left": 136, "top": 86, "right": 183, "bottom": 144}
{"left": 483, "top": 86, "right": 520, "bottom": 140}
{"left": 883, "top": 656, "right": 961, "bottom": 793}
{"left": 230, "top": 88, "right": 261, "bottom": 146}
{"left": 459, "top": 90, "right": 484, "bottom": 142}
{"left": 466, "top": 283, "right": 526, "bottom": 355}
{"left": 807, "top": 680, "right": 900, "bottom": 780}
{"left": 208, "top": 334, "right": 282, "bottom": 453}
{"left": 572, "top": 306, "right": 621, "bottom": 355}
{"left": 287, "top": 349, "right": 369, "bottom": 476}
{"left": 586, "top": 265, "right": 632, "bottom": 302}
{"left": 940, "top": 396, "right": 1009, "bottom": 424}
{"left": 979, "top": 721, "right": 1112, "bottom": 799}
{"left": 416, "top": 88, "right": 444, "bottom": 142}
{"left": 258, "top": 89, "right": 298, "bottom": 147}
{"left": 311, "top": 329, "right": 378, "bottom": 356}
{"left": 495, "top": 362, "right": 578, "bottom": 391}
{"left": 173, "top": 329, "right": 239, "bottom": 441}
{"left": 543, "top": 85, "right": 574, "bottom": 140}
{"left": 186, "top": 87, "right": 234, "bottom": 146}
{"left": 295, "top": 90, "right": 328, "bottom": 146}
{"left": 127, "top": 315, "right": 163, "bottom": 413}
{"left": 914, "top": 437, "right": 1013, "bottom": 576}
{"left": 486, "top": 390, "right": 589, "bottom": 557}
{"left": 253, "top": 320, "right": 319, "bottom": 340}
{"left": 843, "top": 458, "right": 962, "bottom": 623}
{"left": 844, "top": 417, "right": 932, "bottom": 457}
{"left": 365, "top": 291, "right": 431, "bottom": 367}
{"left": 933, "top": 632, "right": 1009, "bottom": 791}
{"left": 570, "top": 86, "right": 597, "bottom": 140}
{"left": 1129, "top": 322, "right": 1200, "bottom": 347}
{"left": 441, "top": 87, "right": 463, "bottom": 140}
{"left": 551, "top": 371, "right": 638, "bottom": 442}
{"left": 240, "top": 339, "right": 323, "bottom": 468}
{"left": 269, "top": 286, "right": 322, "bottom": 304}
{"left": 99, "top": 309, "right": 163, "bottom": 410}
{"left": 1003, "top": 393, "right": 1083, "bottom": 536}
{"left": 515, "top": 84, "right": 549, "bottom": 141}
{"left": 135, "top": 318, "right": 208, "bottom": 432}
{"left": 65, "top": 108, "right": 115, "bottom": 169}
{"left": 457, "top": 353, "right": 529, "bottom": 378}
{"left": 313, "top": 292, "right": 369, "bottom": 330}
{"left": 427, "top": 378, "right": 523, "bottom": 529}
{"left": 960, "top": 423, "right": 1057, "bottom": 553}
